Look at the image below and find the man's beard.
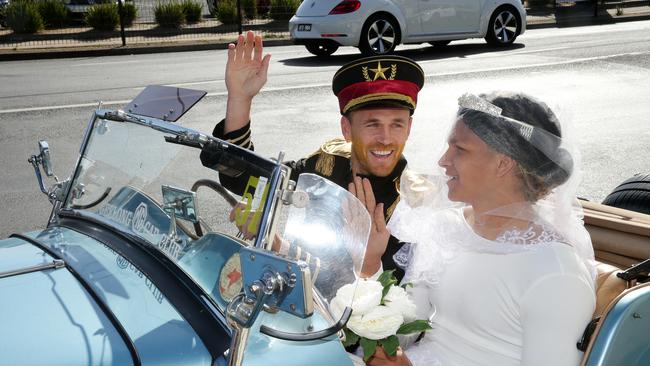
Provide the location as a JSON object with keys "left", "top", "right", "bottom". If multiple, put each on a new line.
{"left": 351, "top": 142, "right": 404, "bottom": 177}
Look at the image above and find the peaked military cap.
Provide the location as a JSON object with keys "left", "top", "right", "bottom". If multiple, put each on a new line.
{"left": 332, "top": 55, "right": 425, "bottom": 115}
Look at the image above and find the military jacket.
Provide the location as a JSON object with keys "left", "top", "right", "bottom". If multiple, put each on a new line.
{"left": 210, "top": 120, "right": 408, "bottom": 280}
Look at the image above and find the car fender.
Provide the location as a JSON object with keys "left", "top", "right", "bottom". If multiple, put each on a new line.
{"left": 479, "top": 0, "right": 527, "bottom": 37}
{"left": 352, "top": 0, "right": 408, "bottom": 46}
{"left": 0, "top": 233, "right": 135, "bottom": 366}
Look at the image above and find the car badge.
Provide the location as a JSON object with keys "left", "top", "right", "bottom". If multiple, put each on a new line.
{"left": 362, "top": 62, "right": 397, "bottom": 81}
{"left": 219, "top": 253, "right": 243, "bottom": 302}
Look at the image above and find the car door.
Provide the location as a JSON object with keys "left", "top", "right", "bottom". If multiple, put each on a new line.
{"left": 390, "top": 0, "right": 422, "bottom": 36}
{"left": 417, "top": 0, "right": 481, "bottom": 36}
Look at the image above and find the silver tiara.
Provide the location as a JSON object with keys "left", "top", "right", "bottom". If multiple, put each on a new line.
{"left": 458, "top": 93, "right": 534, "bottom": 142}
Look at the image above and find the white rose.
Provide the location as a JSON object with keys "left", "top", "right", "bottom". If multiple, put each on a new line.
{"left": 347, "top": 305, "right": 404, "bottom": 340}
{"left": 383, "top": 285, "right": 417, "bottom": 322}
{"left": 329, "top": 292, "right": 347, "bottom": 320}
{"left": 330, "top": 279, "right": 383, "bottom": 317}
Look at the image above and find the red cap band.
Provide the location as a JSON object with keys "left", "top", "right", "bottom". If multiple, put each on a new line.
{"left": 338, "top": 80, "right": 420, "bottom": 114}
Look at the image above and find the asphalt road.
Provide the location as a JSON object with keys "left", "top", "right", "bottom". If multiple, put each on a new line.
{"left": 1, "top": 20, "right": 650, "bottom": 237}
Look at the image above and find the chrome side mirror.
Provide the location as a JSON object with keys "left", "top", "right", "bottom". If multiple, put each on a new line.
{"left": 28, "top": 140, "right": 59, "bottom": 196}
{"left": 160, "top": 185, "right": 198, "bottom": 259}
{"left": 162, "top": 185, "right": 199, "bottom": 223}
{"left": 39, "top": 140, "right": 54, "bottom": 177}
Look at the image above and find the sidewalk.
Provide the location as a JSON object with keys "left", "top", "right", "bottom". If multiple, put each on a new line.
{"left": 527, "top": 1, "right": 650, "bottom": 27}
{"left": 1, "top": 1, "right": 649, "bottom": 61}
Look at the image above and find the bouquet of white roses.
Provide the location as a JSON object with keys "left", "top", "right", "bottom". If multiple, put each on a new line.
{"left": 330, "top": 270, "right": 431, "bottom": 362}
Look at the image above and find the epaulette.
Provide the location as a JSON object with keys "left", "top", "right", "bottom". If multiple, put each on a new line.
{"left": 310, "top": 138, "right": 351, "bottom": 177}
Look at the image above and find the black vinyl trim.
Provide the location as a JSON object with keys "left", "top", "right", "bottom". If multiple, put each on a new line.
{"left": 56, "top": 211, "right": 231, "bottom": 359}
{"left": 9, "top": 232, "right": 142, "bottom": 366}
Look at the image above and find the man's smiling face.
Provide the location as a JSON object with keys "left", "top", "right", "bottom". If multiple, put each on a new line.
{"left": 341, "top": 107, "right": 412, "bottom": 177}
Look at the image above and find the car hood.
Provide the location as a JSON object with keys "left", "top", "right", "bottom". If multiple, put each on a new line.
{"left": 295, "top": 0, "right": 342, "bottom": 17}
{"left": 0, "top": 232, "right": 134, "bottom": 366}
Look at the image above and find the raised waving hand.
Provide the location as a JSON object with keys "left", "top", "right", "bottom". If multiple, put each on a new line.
{"left": 224, "top": 31, "right": 271, "bottom": 133}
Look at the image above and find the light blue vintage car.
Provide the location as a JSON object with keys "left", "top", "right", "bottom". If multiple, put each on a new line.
{"left": 0, "top": 85, "right": 372, "bottom": 366}
{"left": 0, "top": 85, "right": 648, "bottom": 366}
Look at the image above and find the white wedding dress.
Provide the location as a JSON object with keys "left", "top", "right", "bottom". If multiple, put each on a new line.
{"left": 390, "top": 207, "right": 596, "bottom": 366}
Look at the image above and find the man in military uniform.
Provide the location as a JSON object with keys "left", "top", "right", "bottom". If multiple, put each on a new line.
{"left": 207, "top": 32, "right": 424, "bottom": 281}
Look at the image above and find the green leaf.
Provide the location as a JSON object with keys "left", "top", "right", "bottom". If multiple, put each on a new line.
{"left": 381, "top": 285, "right": 392, "bottom": 302}
{"left": 377, "top": 270, "right": 397, "bottom": 288}
{"left": 342, "top": 328, "right": 360, "bottom": 347}
{"left": 397, "top": 320, "right": 432, "bottom": 335}
{"left": 360, "top": 337, "right": 378, "bottom": 362}
{"left": 401, "top": 282, "right": 413, "bottom": 289}
{"left": 379, "top": 335, "right": 400, "bottom": 357}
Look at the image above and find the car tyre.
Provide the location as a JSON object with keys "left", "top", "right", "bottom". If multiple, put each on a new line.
{"left": 602, "top": 173, "right": 650, "bottom": 215}
{"left": 359, "top": 13, "right": 399, "bottom": 56}
{"left": 305, "top": 42, "right": 339, "bottom": 57}
{"left": 485, "top": 6, "right": 521, "bottom": 47}
{"left": 429, "top": 40, "right": 451, "bottom": 47}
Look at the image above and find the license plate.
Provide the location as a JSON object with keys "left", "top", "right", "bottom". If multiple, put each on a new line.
{"left": 297, "top": 24, "right": 311, "bottom": 32}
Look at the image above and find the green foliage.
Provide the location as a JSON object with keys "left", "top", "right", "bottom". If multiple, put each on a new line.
{"left": 181, "top": 0, "right": 202, "bottom": 23}
{"left": 215, "top": 0, "right": 237, "bottom": 25}
{"left": 37, "top": 0, "right": 67, "bottom": 28}
{"left": 397, "top": 319, "right": 432, "bottom": 335}
{"left": 256, "top": 0, "right": 270, "bottom": 17}
{"left": 342, "top": 328, "right": 360, "bottom": 348}
{"left": 379, "top": 335, "right": 400, "bottom": 357}
{"left": 269, "top": 0, "right": 299, "bottom": 20}
{"left": 121, "top": 2, "right": 137, "bottom": 27}
{"left": 360, "top": 337, "right": 378, "bottom": 362}
{"left": 5, "top": 0, "right": 45, "bottom": 33}
{"left": 377, "top": 269, "right": 398, "bottom": 301}
{"left": 154, "top": 1, "right": 185, "bottom": 28}
{"left": 85, "top": 3, "right": 118, "bottom": 31}
{"left": 242, "top": 0, "right": 256, "bottom": 19}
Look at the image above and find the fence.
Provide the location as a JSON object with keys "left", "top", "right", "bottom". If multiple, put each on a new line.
{"left": 0, "top": 0, "right": 294, "bottom": 50}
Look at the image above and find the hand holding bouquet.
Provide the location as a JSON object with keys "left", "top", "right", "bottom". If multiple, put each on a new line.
{"left": 330, "top": 270, "right": 431, "bottom": 362}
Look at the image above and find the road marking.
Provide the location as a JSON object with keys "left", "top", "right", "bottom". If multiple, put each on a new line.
{"left": 73, "top": 60, "right": 151, "bottom": 67}
{"left": 505, "top": 46, "right": 571, "bottom": 55}
{"left": 172, "top": 79, "right": 224, "bottom": 87}
{"left": 0, "top": 101, "right": 131, "bottom": 114}
{"left": 419, "top": 50, "right": 650, "bottom": 76}
{"left": 2, "top": 49, "right": 649, "bottom": 114}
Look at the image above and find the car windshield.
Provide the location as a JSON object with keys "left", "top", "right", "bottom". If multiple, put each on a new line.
{"left": 62, "top": 110, "right": 371, "bottom": 324}
{"left": 63, "top": 111, "right": 280, "bottom": 310}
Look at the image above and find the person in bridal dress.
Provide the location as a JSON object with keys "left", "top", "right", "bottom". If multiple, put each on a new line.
{"left": 356, "top": 91, "right": 596, "bottom": 366}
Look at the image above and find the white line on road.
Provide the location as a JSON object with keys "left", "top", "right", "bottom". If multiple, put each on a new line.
{"left": 2, "top": 49, "right": 649, "bottom": 114}
{"left": 504, "top": 46, "right": 572, "bottom": 55}
{"left": 0, "top": 101, "right": 131, "bottom": 114}
{"left": 424, "top": 50, "right": 650, "bottom": 77}
{"left": 73, "top": 60, "right": 153, "bottom": 67}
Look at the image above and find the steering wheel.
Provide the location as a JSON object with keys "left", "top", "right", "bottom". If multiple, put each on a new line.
{"left": 190, "top": 179, "right": 238, "bottom": 237}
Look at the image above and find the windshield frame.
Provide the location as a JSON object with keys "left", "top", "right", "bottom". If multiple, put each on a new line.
{"left": 59, "top": 109, "right": 286, "bottom": 249}
{"left": 53, "top": 108, "right": 290, "bottom": 316}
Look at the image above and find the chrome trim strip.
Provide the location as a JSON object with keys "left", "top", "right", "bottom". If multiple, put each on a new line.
{"left": 0, "top": 259, "right": 65, "bottom": 279}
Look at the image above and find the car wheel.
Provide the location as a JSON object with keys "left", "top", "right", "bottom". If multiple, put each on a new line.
{"left": 485, "top": 6, "right": 520, "bottom": 47}
{"left": 602, "top": 173, "right": 650, "bottom": 215}
{"left": 359, "top": 14, "right": 399, "bottom": 56}
{"left": 429, "top": 40, "right": 451, "bottom": 47}
{"left": 305, "top": 42, "right": 339, "bottom": 57}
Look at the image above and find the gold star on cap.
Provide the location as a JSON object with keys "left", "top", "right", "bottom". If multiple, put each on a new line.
{"left": 369, "top": 61, "right": 389, "bottom": 81}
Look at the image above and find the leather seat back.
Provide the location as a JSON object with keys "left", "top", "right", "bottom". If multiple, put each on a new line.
{"left": 581, "top": 200, "right": 650, "bottom": 268}
{"left": 593, "top": 261, "right": 627, "bottom": 317}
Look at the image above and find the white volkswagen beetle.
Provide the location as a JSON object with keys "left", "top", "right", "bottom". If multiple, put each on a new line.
{"left": 289, "top": 0, "right": 526, "bottom": 56}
